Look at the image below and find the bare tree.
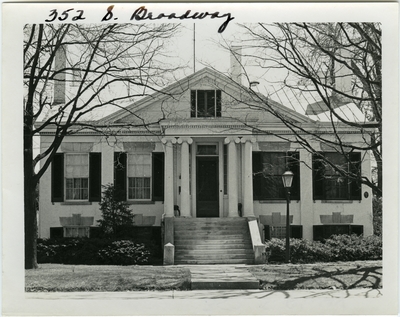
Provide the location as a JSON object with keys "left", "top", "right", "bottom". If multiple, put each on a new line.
{"left": 221, "top": 22, "right": 381, "bottom": 197}
{"left": 24, "top": 23, "right": 182, "bottom": 269}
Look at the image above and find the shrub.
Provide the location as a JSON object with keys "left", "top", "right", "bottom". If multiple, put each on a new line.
{"left": 97, "top": 240, "right": 150, "bottom": 265}
{"left": 324, "top": 234, "right": 382, "bottom": 261}
{"left": 373, "top": 196, "right": 382, "bottom": 236}
{"left": 37, "top": 238, "right": 151, "bottom": 265}
{"left": 98, "top": 184, "right": 134, "bottom": 238}
{"left": 265, "top": 238, "right": 331, "bottom": 263}
{"left": 265, "top": 235, "right": 382, "bottom": 263}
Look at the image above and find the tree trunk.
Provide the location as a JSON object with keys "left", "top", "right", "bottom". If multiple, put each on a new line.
{"left": 24, "top": 127, "right": 38, "bottom": 269}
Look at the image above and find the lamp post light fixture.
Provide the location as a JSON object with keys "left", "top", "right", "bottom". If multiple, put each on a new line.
{"left": 282, "top": 170, "right": 294, "bottom": 263}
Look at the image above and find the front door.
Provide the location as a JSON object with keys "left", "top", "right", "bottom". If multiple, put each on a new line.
{"left": 196, "top": 157, "right": 219, "bottom": 217}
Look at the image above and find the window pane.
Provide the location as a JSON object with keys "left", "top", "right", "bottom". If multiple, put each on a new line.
{"left": 66, "top": 177, "right": 88, "bottom": 200}
{"left": 197, "top": 145, "right": 217, "bottom": 155}
{"left": 313, "top": 152, "right": 352, "bottom": 200}
{"left": 128, "top": 177, "right": 151, "bottom": 199}
{"left": 195, "top": 90, "right": 219, "bottom": 118}
{"left": 65, "top": 154, "right": 89, "bottom": 177}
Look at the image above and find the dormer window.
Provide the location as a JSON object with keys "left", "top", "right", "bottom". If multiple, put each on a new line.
{"left": 191, "top": 90, "right": 221, "bottom": 118}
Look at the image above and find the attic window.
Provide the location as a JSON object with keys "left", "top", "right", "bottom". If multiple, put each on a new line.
{"left": 191, "top": 90, "right": 221, "bottom": 118}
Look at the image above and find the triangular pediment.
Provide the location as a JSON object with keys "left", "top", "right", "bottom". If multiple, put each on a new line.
{"left": 99, "top": 67, "right": 315, "bottom": 126}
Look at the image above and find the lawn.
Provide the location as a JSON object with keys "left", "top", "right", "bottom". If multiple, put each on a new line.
{"left": 248, "top": 260, "right": 382, "bottom": 290}
{"left": 25, "top": 264, "right": 191, "bottom": 292}
{"left": 26, "top": 261, "right": 382, "bottom": 292}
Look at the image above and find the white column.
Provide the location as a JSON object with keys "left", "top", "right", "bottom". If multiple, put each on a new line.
{"left": 162, "top": 137, "right": 176, "bottom": 217}
{"left": 224, "top": 137, "right": 240, "bottom": 217}
{"left": 101, "top": 140, "right": 115, "bottom": 186}
{"left": 242, "top": 137, "right": 256, "bottom": 217}
{"left": 299, "top": 149, "right": 314, "bottom": 240}
{"left": 178, "top": 137, "right": 193, "bottom": 217}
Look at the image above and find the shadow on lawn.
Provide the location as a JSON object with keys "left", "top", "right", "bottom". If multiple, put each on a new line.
{"left": 261, "top": 266, "right": 382, "bottom": 291}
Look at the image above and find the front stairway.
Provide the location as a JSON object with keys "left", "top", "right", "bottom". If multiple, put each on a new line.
{"left": 174, "top": 218, "right": 254, "bottom": 265}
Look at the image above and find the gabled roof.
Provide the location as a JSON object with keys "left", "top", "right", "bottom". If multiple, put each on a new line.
{"left": 99, "top": 67, "right": 315, "bottom": 125}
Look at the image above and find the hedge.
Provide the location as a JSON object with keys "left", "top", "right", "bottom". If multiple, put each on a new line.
{"left": 37, "top": 238, "right": 155, "bottom": 265}
{"left": 265, "top": 234, "right": 382, "bottom": 263}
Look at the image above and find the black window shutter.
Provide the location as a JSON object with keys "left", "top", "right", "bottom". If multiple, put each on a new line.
{"left": 264, "top": 225, "right": 271, "bottom": 240}
{"left": 190, "top": 90, "right": 196, "bottom": 117}
{"left": 252, "top": 152, "right": 262, "bottom": 200}
{"left": 290, "top": 225, "right": 303, "bottom": 239}
{"left": 50, "top": 227, "right": 63, "bottom": 239}
{"left": 216, "top": 90, "right": 222, "bottom": 117}
{"left": 349, "top": 152, "right": 362, "bottom": 200}
{"left": 114, "top": 152, "right": 127, "bottom": 201}
{"left": 350, "top": 225, "right": 363, "bottom": 236}
{"left": 312, "top": 153, "right": 325, "bottom": 200}
{"left": 51, "top": 153, "right": 64, "bottom": 202}
{"left": 313, "top": 225, "right": 324, "bottom": 241}
{"left": 152, "top": 152, "right": 165, "bottom": 201}
{"left": 89, "top": 153, "right": 102, "bottom": 202}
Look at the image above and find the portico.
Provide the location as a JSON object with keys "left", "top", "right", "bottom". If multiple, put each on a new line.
{"left": 162, "top": 135, "right": 256, "bottom": 219}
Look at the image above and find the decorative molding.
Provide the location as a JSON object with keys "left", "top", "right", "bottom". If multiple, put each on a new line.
{"left": 161, "top": 137, "right": 177, "bottom": 144}
{"left": 59, "top": 214, "right": 94, "bottom": 226}
{"left": 259, "top": 213, "right": 294, "bottom": 225}
{"left": 60, "top": 142, "right": 94, "bottom": 152}
{"left": 320, "top": 212, "right": 354, "bottom": 224}
{"left": 258, "top": 142, "right": 291, "bottom": 151}
{"left": 177, "top": 137, "right": 193, "bottom": 145}
{"left": 123, "top": 142, "right": 155, "bottom": 152}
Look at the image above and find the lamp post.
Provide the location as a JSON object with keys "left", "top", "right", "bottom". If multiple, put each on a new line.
{"left": 282, "top": 170, "right": 294, "bottom": 263}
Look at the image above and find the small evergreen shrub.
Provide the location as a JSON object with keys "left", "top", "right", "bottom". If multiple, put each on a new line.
{"left": 98, "top": 184, "right": 134, "bottom": 238}
{"left": 265, "top": 235, "right": 382, "bottom": 263}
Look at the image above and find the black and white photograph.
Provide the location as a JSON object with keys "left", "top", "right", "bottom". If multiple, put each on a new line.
{"left": 2, "top": 2, "right": 399, "bottom": 316}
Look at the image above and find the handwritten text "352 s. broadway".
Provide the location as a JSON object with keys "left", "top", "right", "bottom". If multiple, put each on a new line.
{"left": 102, "top": 6, "right": 235, "bottom": 33}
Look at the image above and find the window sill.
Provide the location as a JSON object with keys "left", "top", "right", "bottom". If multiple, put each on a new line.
{"left": 257, "top": 200, "right": 300, "bottom": 204}
{"left": 127, "top": 201, "right": 156, "bottom": 205}
{"left": 317, "top": 200, "right": 359, "bottom": 204}
{"left": 60, "top": 201, "right": 92, "bottom": 205}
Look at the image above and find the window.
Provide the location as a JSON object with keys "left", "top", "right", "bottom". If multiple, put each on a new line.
{"left": 51, "top": 153, "right": 101, "bottom": 203}
{"left": 191, "top": 90, "right": 221, "bottom": 118}
{"left": 114, "top": 152, "right": 165, "bottom": 201}
{"left": 313, "top": 152, "right": 361, "bottom": 200}
{"left": 264, "top": 225, "right": 303, "bottom": 240}
{"left": 128, "top": 153, "right": 151, "bottom": 200}
{"left": 65, "top": 154, "right": 89, "bottom": 200}
{"left": 253, "top": 152, "right": 300, "bottom": 200}
{"left": 313, "top": 225, "right": 363, "bottom": 241}
{"left": 64, "top": 227, "right": 89, "bottom": 238}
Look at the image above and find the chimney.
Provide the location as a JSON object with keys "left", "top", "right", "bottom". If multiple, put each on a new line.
{"left": 53, "top": 46, "right": 66, "bottom": 105}
{"left": 334, "top": 48, "right": 352, "bottom": 95}
{"left": 230, "top": 46, "right": 242, "bottom": 85}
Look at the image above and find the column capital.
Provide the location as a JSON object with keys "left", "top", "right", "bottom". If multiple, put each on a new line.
{"left": 240, "top": 136, "right": 256, "bottom": 144}
{"left": 177, "top": 137, "right": 193, "bottom": 145}
{"left": 161, "top": 137, "right": 177, "bottom": 145}
{"left": 224, "top": 137, "right": 238, "bottom": 144}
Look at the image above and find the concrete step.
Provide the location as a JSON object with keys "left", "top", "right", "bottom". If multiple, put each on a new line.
{"left": 175, "top": 232, "right": 249, "bottom": 238}
{"left": 175, "top": 244, "right": 253, "bottom": 250}
{"left": 185, "top": 265, "right": 259, "bottom": 289}
{"left": 174, "top": 239, "right": 251, "bottom": 245}
{"left": 176, "top": 259, "right": 254, "bottom": 265}
{"left": 175, "top": 250, "right": 254, "bottom": 260}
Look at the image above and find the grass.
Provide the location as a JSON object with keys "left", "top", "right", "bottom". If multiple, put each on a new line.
{"left": 26, "top": 261, "right": 382, "bottom": 292}
{"left": 248, "top": 260, "right": 382, "bottom": 290}
{"left": 25, "top": 264, "right": 191, "bottom": 292}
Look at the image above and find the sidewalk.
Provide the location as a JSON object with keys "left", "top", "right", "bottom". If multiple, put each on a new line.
{"left": 25, "top": 288, "right": 382, "bottom": 300}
